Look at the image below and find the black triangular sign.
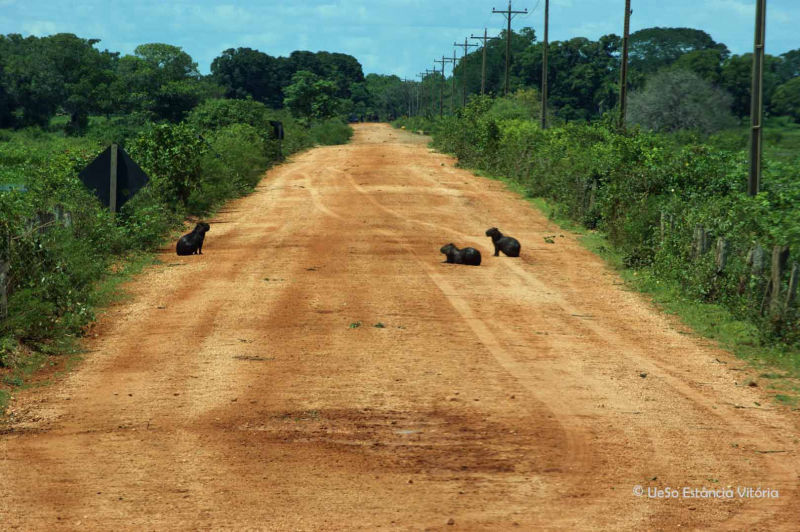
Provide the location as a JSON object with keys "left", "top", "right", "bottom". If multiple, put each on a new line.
{"left": 78, "top": 146, "right": 150, "bottom": 210}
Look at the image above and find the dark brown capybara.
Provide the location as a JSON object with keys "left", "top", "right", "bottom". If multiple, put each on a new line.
{"left": 440, "top": 243, "right": 481, "bottom": 266}
{"left": 176, "top": 222, "right": 210, "bottom": 255}
{"left": 485, "top": 227, "right": 521, "bottom": 257}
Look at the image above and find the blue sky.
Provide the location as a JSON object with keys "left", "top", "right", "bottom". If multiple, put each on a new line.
{"left": 1, "top": 0, "right": 797, "bottom": 78}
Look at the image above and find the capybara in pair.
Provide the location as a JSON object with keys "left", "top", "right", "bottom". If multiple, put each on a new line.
{"left": 485, "top": 227, "right": 521, "bottom": 257}
{"left": 440, "top": 243, "right": 481, "bottom": 266}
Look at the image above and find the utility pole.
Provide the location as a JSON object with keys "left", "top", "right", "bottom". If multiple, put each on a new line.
{"left": 493, "top": 1, "right": 527, "bottom": 96}
{"left": 417, "top": 73, "right": 426, "bottom": 116}
{"left": 749, "top": 0, "right": 766, "bottom": 196}
{"left": 541, "top": 0, "right": 549, "bottom": 129}
{"left": 471, "top": 29, "right": 501, "bottom": 95}
{"left": 403, "top": 78, "right": 410, "bottom": 117}
{"left": 618, "top": 0, "right": 632, "bottom": 130}
{"left": 425, "top": 68, "right": 437, "bottom": 116}
{"left": 435, "top": 56, "right": 453, "bottom": 117}
{"left": 451, "top": 50, "right": 457, "bottom": 113}
{"left": 454, "top": 37, "right": 478, "bottom": 106}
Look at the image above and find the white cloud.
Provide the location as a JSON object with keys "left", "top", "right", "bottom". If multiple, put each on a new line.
{"left": 707, "top": 0, "right": 753, "bottom": 18}
{"left": 22, "top": 20, "right": 58, "bottom": 35}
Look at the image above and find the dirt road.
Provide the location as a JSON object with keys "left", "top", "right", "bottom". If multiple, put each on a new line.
{"left": 1, "top": 124, "right": 798, "bottom": 530}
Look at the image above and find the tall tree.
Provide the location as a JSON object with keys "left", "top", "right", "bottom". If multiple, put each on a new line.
{"left": 771, "top": 78, "right": 800, "bottom": 122}
{"left": 283, "top": 70, "right": 341, "bottom": 119}
{"left": 720, "top": 53, "right": 782, "bottom": 117}
{"left": 628, "top": 27, "right": 728, "bottom": 74}
{"left": 211, "top": 47, "right": 285, "bottom": 107}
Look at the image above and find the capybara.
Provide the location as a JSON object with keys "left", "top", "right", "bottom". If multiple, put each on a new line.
{"left": 485, "top": 227, "right": 521, "bottom": 257}
{"left": 440, "top": 243, "right": 481, "bottom": 266}
{"left": 176, "top": 222, "right": 210, "bottom": 255}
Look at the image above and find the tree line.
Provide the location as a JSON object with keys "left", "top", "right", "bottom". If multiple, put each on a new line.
{"left": 0, "top": 33, "right": 385, "bottom": 133}
{"left": 0, "top": 27, "right": 798, "bottom": 133}
{"left": 387, "top": 26, "right": 800, "bottom": 126}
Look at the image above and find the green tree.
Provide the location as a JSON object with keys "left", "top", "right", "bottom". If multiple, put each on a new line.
{"left": 42, "top": 34, "right": 117, "bottom": 133}
{"left": 128, "top": 123, "right": 208, "bottom": 208}
{"left": 187, "top": 98, "right": 273, "bottom": 132}
{"left": 211, "top": 47, "right": 285, "bottom": 108}
{"left": 514, "top": 34, "right": 620, "bottom": 120}
{"left": 628, "top": 27, "right": 729, "bottom": 74}
{"left": 670, "top": 48, "right": 725, "bottom": 85}
{"left": 0, "top": 34, "right": 64, "bottom": 127}
{"left": 771, "top": 77, "right": 800, "bottom": 121}
{"left": 363, "top": 74, "right": 408, "bottom": 120}
{"left": 720, "top": 53, "right": 782, "bottom": 117}
{"left": 777, "top": 49, "right": 800, "bottom": 83}
{"left": 133, "top": 43, "right": 199, "bottom": 84}
{"left": 283, "top": 70, "right": 341, "bottom": 119}
{"left": 113, "top": 44, "right": 214, "bottom": 121}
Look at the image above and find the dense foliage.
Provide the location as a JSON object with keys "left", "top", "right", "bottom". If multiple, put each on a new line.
{"left": 375, "top": 27, "right": 799, "bottom": 127}
{"left": 396, "top": 96, "right": 800, "bottom": 347}
{"left": 0, "top": 35, "right": 358, "bottom": 374}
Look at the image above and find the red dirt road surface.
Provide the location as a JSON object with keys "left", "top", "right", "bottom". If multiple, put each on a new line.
{"left": 1, "top": 124, "right": 799, "bottom": 530}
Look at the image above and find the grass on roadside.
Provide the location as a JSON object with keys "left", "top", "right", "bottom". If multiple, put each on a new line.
{"left": 0, "top": 250, "right": 161, "bottom": 416}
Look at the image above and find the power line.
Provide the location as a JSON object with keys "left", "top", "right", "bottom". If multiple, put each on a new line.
{"left": 434, "top": 55, "right": 454, "bottom": 117}
{"left": 454, "top": 37, "right": 479, "bottom": 106}
{"left": 471, "top": 29, "right": 501, "bottom": 96}
{"left": 492, "top": 1, "right": 528, "bottom": 96}
{"left": 425, "top": 68, "right": 437, "bottom": 116}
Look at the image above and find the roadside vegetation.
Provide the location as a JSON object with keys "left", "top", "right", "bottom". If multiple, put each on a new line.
{"left": 0, "top": 35, "right": 366, "bottom": 406}
{"left": 387, "top": 27, "right": 800, "bottom": 379}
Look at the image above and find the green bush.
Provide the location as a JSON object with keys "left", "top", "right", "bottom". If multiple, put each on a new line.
{"left": 127, "top": 123, "right": 208, "bottom": 210}
{"left": 309, "top": 118, "right": 353, "bottom": 145}
{"left": 187, "top": 98, "right": 274, "bottom": 133}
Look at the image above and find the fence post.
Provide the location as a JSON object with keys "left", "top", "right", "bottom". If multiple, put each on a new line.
{"left": 0, "top": 259, "right": 8, "bottom": 320}
{"left": 768, "top": 245, "right": 790, "bottom": 315}
{"left": 54, "top": 205, "right": 73, "bottom": 228}
{"left": 715, "top": 237, "right": 729, "bottom": 274}
{"left": 692, "top": 225, "right": 709, "bottom": 258}
{"left": 747, "top": 244, "right": 765, "bottom": 275}
{"left": 786, "top": 262, "right": 798, "bottom": 308}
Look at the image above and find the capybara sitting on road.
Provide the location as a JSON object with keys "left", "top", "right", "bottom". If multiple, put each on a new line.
{"left": 440, "top": 243, "right": 482, "bottom": 266}
{"left": 485, "top": 227, "right": 521, "bottom": 257}
{"left": 176, "top": 222, "right": 210, "bottom": 255}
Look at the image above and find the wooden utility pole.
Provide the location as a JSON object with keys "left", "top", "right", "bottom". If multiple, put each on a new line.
{"left": 471, "top": 29, "right": 500, "bottom": 95}
{"left": 425, "top": 68, "right": 436, "bottom": 116}
{"left": 403, "top": 78, "right": 412, "bottom": 116}
{"left": 749, "top": 0, "right": 766, "bottom": 196}
{"left": 493, "top": 1, "right": 527, "bottom": 96}
{"left": 417, "top": 73, "right": 426, "bottom": 116}
{"left": 454, "top": 37, "right": 478, "bottom": 106}
{"left": 451, "top": 50, "right": 457, "bottom": 113}
{"left": 541, "top": 0, "right": 549, "bottom": 129}
{"left": 618, "top": 0, "right": 632, "bottom": 129}
{"left": 435, "top": 56, "right": 453, "bottom": 117}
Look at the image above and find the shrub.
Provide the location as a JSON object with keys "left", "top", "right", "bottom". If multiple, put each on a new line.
{"left": 127, "top": 123, "right": 208, "bottom": 210}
